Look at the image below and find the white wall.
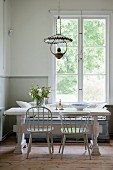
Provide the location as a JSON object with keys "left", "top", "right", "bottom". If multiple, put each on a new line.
{"left": 10, "top": 0, "right": 53, "bottom": 76}
{"left": 0, "top": 0, "right": 4, "bottom": 76}
{"left": 4, "top": 0, "right": 11, "bottom": 76}
{"left": 0, "top": 0, "right": 11, "bottom": 77}
{"left": 0, "top": 0, "right": 11, "bottom": 108}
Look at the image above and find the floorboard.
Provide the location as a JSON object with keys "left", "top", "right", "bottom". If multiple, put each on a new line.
{"left": 0, "top": 135, "right": 113, "bottom": 170}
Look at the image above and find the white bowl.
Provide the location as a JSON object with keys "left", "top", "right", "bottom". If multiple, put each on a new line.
{"left": 72, "top": 103, "right": 88, "bottom": 111}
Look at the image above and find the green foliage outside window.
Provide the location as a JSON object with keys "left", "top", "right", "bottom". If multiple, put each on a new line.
{"left": 56, "top": 18, "right": 106, "bottom": 102}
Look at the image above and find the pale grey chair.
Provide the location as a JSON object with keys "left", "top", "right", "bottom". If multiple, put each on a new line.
{"left": 26, "top": 106, "right": 54, "bottom": 159}
{"left": 59, "top": 112, "right": 91, "bottom": 160}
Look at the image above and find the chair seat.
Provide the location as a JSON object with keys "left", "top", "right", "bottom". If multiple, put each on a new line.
{"left": 27, "top": 126, "right": 54, "bottom": 133}
{"left": 61, "top": 127, "right": 89, "bottom": 134}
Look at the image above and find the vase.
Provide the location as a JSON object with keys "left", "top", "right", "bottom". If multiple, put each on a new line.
{"left": 36, "top": 98, "right": 45, "bottom": 106}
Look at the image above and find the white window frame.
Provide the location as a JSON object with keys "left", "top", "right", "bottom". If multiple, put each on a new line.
{"left": 48, "top": 10, "right": 110, "bottom": 104}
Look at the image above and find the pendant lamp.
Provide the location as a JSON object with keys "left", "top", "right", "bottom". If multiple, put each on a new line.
{"left": 44, "top": 0, "right": 73, "bottom": 59}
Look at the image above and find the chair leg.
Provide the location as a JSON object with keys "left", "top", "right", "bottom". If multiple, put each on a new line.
{"left": 58, "top": 135, "right": 63, "bottom": 153}
{"left": 60, "top": 134, "right": 66, "bottom": 160}
{"left": 50, "top": 132, "right": 54, "bottom": 153}
{"left": 26, "top": 133, "right": 32, "bottom": 159}
{"left": 46, "top": 134, "right": 52, "bottom": 159}
{"left": 85, "top": 134, "right": 91, "bottom": 160}
{"left": 84, "top": 135, "right": 87, "bottom": 150}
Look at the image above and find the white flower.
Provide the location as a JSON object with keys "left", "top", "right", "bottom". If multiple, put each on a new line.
{"left": 38, "top": 88, "right": 42, "bottom": 97}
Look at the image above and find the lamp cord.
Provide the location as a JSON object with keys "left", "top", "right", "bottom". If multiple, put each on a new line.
{"left": 56, "top": 0, "right": 61, "bottom": 35}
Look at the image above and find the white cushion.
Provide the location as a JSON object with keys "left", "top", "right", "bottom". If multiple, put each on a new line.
{"left": 16, "top": 101, "right": 32, "bottom": 108}
{"left": 29, "top": 101, "right": 36, "bottom": 106}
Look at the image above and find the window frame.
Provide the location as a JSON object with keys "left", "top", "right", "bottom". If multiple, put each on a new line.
{"left": 48, "top": 11, "right": 110, "bottom": 104}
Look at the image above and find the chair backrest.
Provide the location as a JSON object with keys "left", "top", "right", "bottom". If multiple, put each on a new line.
{"left": 59, "top": 112, "right": 91, "bottom": 134}
{"left": 26, "top": 106, "right": 53, "bottom": 131}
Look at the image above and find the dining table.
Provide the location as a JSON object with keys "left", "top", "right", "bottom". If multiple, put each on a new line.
{"left": 4, "top": 105, "right": 111, "bottom": 156}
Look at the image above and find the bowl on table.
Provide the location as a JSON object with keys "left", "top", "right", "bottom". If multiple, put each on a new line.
{"left": 72, "top": 103, "right": 89, "bottom": 111}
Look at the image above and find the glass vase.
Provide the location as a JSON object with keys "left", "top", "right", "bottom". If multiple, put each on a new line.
{"left": 36, "top": 98, "right": 44, "bottom": 106}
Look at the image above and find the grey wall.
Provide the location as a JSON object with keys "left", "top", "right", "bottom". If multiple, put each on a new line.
{"left": 9, "top": 76, "right": 48, "bottom": 107}
{"left": 0, "top": 77, "right": 9, "bottom": 109}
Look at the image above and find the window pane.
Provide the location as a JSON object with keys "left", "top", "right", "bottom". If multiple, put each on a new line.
{"left": 56, "top": 75, "right": 78, "bottom": 102}
{"left": 83, "top": 48, "right": 105, "bottom": 74}
{"left": 61, "top": 19, "right": 78, "bottom": 46}
{"left": 83, "top": 75, "right": 105, "bottom": 102}
{"left": 54, "top": 16, "right": 108, "bottom": 104}
{"left": 56, "top": 48, "right": 78, "bottom": 74}
{"left": 83, "top": 19, "right": 106, "bottom": 46}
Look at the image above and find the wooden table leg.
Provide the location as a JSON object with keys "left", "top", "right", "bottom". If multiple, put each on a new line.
{"left": 91, "top": 116, "right": 100, "bottom": 156}
{"left": 13, "top": 115, "right": 27, "bottom": 154}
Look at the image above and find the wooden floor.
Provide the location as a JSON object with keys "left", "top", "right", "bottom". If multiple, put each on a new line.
{"left": 0, "top": 135, "right": 113, "bottom": 170}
